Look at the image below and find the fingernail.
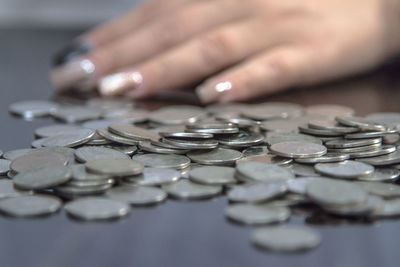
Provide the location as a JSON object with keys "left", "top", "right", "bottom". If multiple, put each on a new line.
{"left": 50, "top": 57, "right": 96, "bottom": 92}
{"left": 195, "top": 81, "right": 232, "bottom": 104}
{"left": 99, "top": 72, "right": 143, "bottom": 96}
{"left": 52, "top": 39, "right": 93, "bottom": 67}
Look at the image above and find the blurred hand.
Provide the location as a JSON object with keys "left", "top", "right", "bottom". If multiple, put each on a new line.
{"left": 50, "top": 0, "right": 400, "bottom": 103}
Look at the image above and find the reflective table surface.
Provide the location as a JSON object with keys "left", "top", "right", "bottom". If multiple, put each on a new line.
{"left": 1, "top": 28, "right": 400, "bottom": 267}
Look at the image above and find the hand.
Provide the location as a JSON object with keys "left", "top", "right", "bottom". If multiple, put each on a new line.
{"left": 50, "top": 0, "right": 400, "bottom": 103}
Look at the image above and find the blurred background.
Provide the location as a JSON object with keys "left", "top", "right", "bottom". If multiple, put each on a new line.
{"left": 0, "top": 0, "right": 143, "bottom": 28}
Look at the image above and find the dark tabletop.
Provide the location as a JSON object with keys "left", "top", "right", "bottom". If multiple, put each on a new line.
{"left": 1, "top": 28, "right": 400, "bottom": 267}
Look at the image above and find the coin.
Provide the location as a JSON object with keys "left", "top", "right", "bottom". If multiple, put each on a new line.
{"left": 42, "top": 128, "right": 95, "bottom": 148}
{"left": 241, "top": 102, "right": 304, "bottom": 120}
{"left": 270, "top": 141, "right": 327, "bottom": 159}
{"left": 34, "top": 124, "right": 83, "bottom": 138}
{"left": 357, "top": 182, "right": 400, "bottom": 198}
{"left": 225, "top": 204, "right": 290, "bottom": 225}
{"left": 13, "top": 165, "right": 72, "bottom": 190}
{"left": 86, "top": 158, "right": 144, "bottom": 176}
{"left": 74, "top": 146, "right": 129, "bottom": 163}
{"left": 288, "top": 163, "right": 321, "bottom": 177}
{"left": 109, "top": 124, "right": 160, "bottom": 141}
{"left": 10, "top": 151, "right": 69, "bottom": 173}
{"left": 349, "top": 145, "right": 396, "bottom": 158}
{"left": 242, "top": 146, "right": 269, "bottom": 157}
{"left": 97, "top": 129, "right": 139, "bottom": 145}
{"left": 103, "top": 109, "right": 149, "bottom": 123}
{"left": 3, "top": 148, "right": 36, "bottom": 161}
{"left": 227, "top": 183, "right": 287, "bottom": 203}
{"left": 368, "top": 199, "right": 400, "bottom": 218}
{"left": 251, "top": 226, "right": 321, "bottom": 252}
{"left": 314, "top": 160, "right": 374, "bottom": 179}
{"left": 345, "top": 129, "right": 397, "bottom": 139}
{"left": 132, "top": 154, "right": 190, "bottom": 169}
{"left": 138, "top": 141, "right": 189, "bottom": 154}
{"left": 327, "top": 143, "right": 382, "bottom": 154}
{"left": 106, "top": 186, "right": 167, "bottom": 206}
{"left": 306, "top": 179, "right": 367, "bottom": 206}
{"left": 126, "top": 168, "right": 181, "bottom": 186}
{"left": 335, "top": 116, "right": 386, "bottom": 131}
{"left": 236, "top": 162, "right": 294, "bottom": 183}
{"left": 82, "top": 119, "right": 115, "bottom": 130}
{"left": 0, "top": 180, "right": 32, "bottom": 198}
{"left": 216, "top": 132, "right": 264, "bottom": 148}
{"left": 64, "top": 197, "right": 130, "bottom": 220}
{"left": 0, "top": 195, "right": 62, "bottom": 217}
{"left": 306, "top": 104, "right": 355, "bottom": 117}
{"left": 186, "top": 123, "right": 239, "bottom": 134}
{"left": 298, "top": 126, "right": 344, "bottom": 137}
{"left": 356, "top": 168, "right": 400, "bottom": 182}
{"left": 54, "top": 183, "right": 112, "bottom": 197}
{"left": 51, "top": 106, "right": 102, "bottom": 123}
{"left": 9, "top": 100, "right": 59, "bottom": 119}
{"left": 0, "top": 159, "right": 11, "bottom": 175}
{"left": 187, "top": 148, "right": 242, "bottom": 165}
{"left": 295, "top": 153, "right": 349, "bottom": 164}
{"left": 149, "top": 105, "right": 205, "bottom": 125}
{"left": 324, "top": 195, "right": 383, "bottom": 216}
{"left": 159, "top": 132, "right": 213, "bottom": 139}
{"left": 356, "top": 150, "right": 400, "bottom": 166}
{"left": 188, "top": 166, "right": 237, "bottom": 185}
{"left": 365, "top": 112, "right": 400, "bottom": 130}
{"left": 325, "top": 138, "right": 382, "bottom": 148}
{"left": 260, "top": 119, "right": 301, "bottom": 133}
{"left": 162, "top": 138, "right": 218, "bottom": 150}
{"left": 308, "top": 120, "right": 359, "bottom": 133}
{"left": 265, "top": 133, "right": 322, "bottom": 146}
{"left": 286, "top": 177, "right": 326, "bottom": 195}
{"left": 162, "top": 179, "right": 222, "bottom": 200}
{"left": 70, "top": 164, "right": 110, "bottom": 181}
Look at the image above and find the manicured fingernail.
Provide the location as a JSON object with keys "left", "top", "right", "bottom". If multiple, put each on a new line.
{"left": 195, "top": 81, "right": 232, "bottom": 104}
{"left": 50, "top": 57, "right": 96, "bottom": 92}
{"left": 52, "top": 39, "right": 93, "bottom": 67}
{"left": 99, "top": 72, "right": 143, "bottom": 96}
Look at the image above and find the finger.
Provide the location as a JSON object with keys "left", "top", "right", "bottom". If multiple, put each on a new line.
{"left": 97, "top": 19, "right": 288, "bottom": 97}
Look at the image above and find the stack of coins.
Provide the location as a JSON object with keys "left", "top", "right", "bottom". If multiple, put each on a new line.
{"left": 4, "top": 100, "right": 400, "bottom": 253}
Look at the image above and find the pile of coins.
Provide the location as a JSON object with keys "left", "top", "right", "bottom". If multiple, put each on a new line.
{"left": 4, "top": 99, "right": 400, "bottom": 252}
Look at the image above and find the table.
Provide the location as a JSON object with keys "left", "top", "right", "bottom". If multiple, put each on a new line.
{"left": 1, "top": 28, "right": 400, "bottom": 267}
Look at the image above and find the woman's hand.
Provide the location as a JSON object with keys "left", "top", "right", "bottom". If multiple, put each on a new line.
{"left": 50, "top": 0, "right": 400, "bottom": 103}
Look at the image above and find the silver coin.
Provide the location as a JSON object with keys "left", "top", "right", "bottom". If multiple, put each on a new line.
{"left": 349, "top": 145, "right": 396, "bottom": 158}
{"left": 10, "top": 151, "right": 69, "bottom": 173}
{"left": 186, "top": 126, "right": 240, "bottom": 135}
{"left": 328, "top": 143, "right": 382, "bottom": 154}
{"left": 345, "top": 129, "right": 397, "bottom": 139}
{"left": 74, "top": 146, "right": 129, "bottom": 163}
{"left": 70, "top": 164, "right": 110, "bottom": 181}
{"left": 86, "top": 97, "right": 134, "bottom": 110}
{"left": 85, "top": 135, "right": 112, "bottom": 145}
{"left": 0, "top": 159, "right": 11, "bottom": 175}
{"left": 356, "top": 168, "right": 400, "bottom": 182}
{"left": 216, "top": 116, "right": 261, "bottom": 128}
{"left": 162, "top": 180, "right": 222, "bottom": 200}
{"left": 51, "top": 106, "right": 102, "bottom": 123}
{"left": 97, "top": 129, "right": 139, "bottom": 145}
{"left": 81, "top": 120, "right": 115, "bottom": 130}
{"left": 31, "top": 138, "right": 46, "bottom": 148}
{"left": 103, "top": 109, "right": 149, "bottom": 123}
{"left": 162, "top": 138, "right": 219, "bottom": 150}
{"left": 236, "top": 155, "right": 292, "bottom": 166}
{"left": 356, "top": 150, "right": 400, "bottom": 166}
{"left": 260, "top": 119, "right": 301, "bottom": 133}
{"left": 3, "top": 148, "right": 36, "bottom": 161}
{"left": 306, "top": 104, "right": 354, "bottom": 117}
{"left": 366, "top": 112, "right": 400, "bottom": 130}
{"left": 37, "top": 147, "right": 76, "bottom": 165}
{"left": 66, "top": 178, "right": 114, "bottom": 188}
{"left": 159, "top": 132, "right": 213, "bottom": 139}
{"left": 262, "top": 194, "right": 309, "bottom": 207}
{"left": 188, "top": 166, "right": 237, "bottom": 185}
{"left": 357, "top": 181, "right": 400, "bottom": 198}
{"left": 335, "top": 116, "right": 386, "bottom": 131}
{"left": 54, "top": 183, "right": 112, "bottom": 197}
{"left": 150, "top": 140, "right": 191, "bottom": 150}
{"left": 127, "top": 168, "right": 181, "bottom": 186}
{"left": 298, "top": 126, "right": 344, "bottom": 137}
{"left": 132, "top": 154, "right": 190, "bottom": 169}
{"left": 314, "top": 160, "right": 374, "bottom": 179}
{"left": 306, "top": 179, "right": 367, "bottom": 206}
{"left": 265, "top": 133, "right": 322, "bottom": 146}
{"left": 13, "top": 165, "right": 72, "bottom": 190}
{"left": 138, "top": 141, "right": 189, "bottom": 155}
{"left": 241, "top": 102, "right": 304, "bottom": 120}
{"left": 295, "top": 153, "right": 349, "bottom": 164}
{"left": 0, "top": 180, "right": 32, "bottom": 198}
{"left": 251, "top": 226, "right": 321, "bottom": 252}
{"left": 286, "top": 177, "right": 326, "bottom": 195}
{"left": 324, "top": 195, "right": 384, "bottom": 216}
{"left": 0, "top": 195, "right": 62, "bottom": 217}
{"left": 288, "top": 163, "right": 321, "bottom": 177}
{"left": 42, "top": 129, "right": 95, "bottom": 148}
{"left": 225, "top": 204, "right": 290, "bottom": 225}
{"left": 106, "top": 185, "right": 167, "bottom": 206}
{"left": 149, "top": 105, "right": 206, "bottom": 125}
{"left": 65, "top": 197, "right": 130, "bottom": 220}
{"left": 270, "top": 141, "right": 327, "bottom": 159}
{"left": 216, "top": 132, "right": 264, "bottom": 148}
{"left": 308, "top": 120, "right": 359, "bottom": 133}
{"left": 109, "top": 124, "right": 160, "bottom": 141}
{"left": 86, "top": 158, "right": 144, "bottom": 176}
{"left": 227, "top": 182, "right": 287, "bottom": 203}
{"left": 107, "top": 145, "right": 138, "bottom": 156}
{"left": 236, "top": 161, "right": 294, "bottom": 183}
{"left": 9, "top": 100, "right": 59, "bottom": 119}
{"left": 242, "top": 146, "right": 269, "bottom": 157}
{"left": 325, "top": 138, "right": 382, "bottom": 148}
{"left": 187, "top": 148, "right": 242, "bottom": 165}
{"left": 368, "top": 199, "right": 400, "bottom": 218}
{"left": 35, "top": 124, "right": 83, "bottom": 138}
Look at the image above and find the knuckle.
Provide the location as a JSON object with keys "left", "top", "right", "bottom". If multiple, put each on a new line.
{"left": 197, "top": 31, "right": 236, "bottom": 66}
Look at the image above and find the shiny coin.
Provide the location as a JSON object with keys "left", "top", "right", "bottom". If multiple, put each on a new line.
{"left": 189, "top": 166, "right": 236, "bottom": 185}
{"left": 325, "top": 138, "right": 382, "bottom": 148}
{"left": 37, "top": 147, "right": 76, "bottom": 165}
{"left": 81, "top": 119, "right": 115, "bottom": 130}
{"left": 108, "top": 145, "right": 138, "bottom": 156}
{"left": 241, "top": 102, "right": 304, "bottom": 120}
{"left": 163, "top": 180, "right": 222, "bottom": 200}
{"left": 86, "top": 97, "right": 134, "bottom": 110}
{"left": 345, "top": 129, "right": 397, "bottom": 139}
{"left": 65, "top": 197, "right": 130, "bottom": 220}
{"left": 0, "top": 195, "right": 62, "bottom": 217}
{"left": 35, "top": 124, "right": 83, "bottom": 138}
{"left": 308, "top": 120, "right": 359, "bottom": 133}
{"left": 0, "top": 180, "right": 32, "bottom": 198}
{"left": 356, "top": 168, "right": 400, "bottom": 182}
{"left": 356, "top": 150, "right": 400, "bottom": 166}
{"left": 236, "top": 162, "right": 294, "bottom": 183}
{"left": 127, "top": 168, "right": 181, "bottom": 186}
{"left": 86, "top": 158, "right": 144, "bottom": 176}
{"left": 242, "top": 146, "right": 269, "bottom": 157}
{"left": 270, "top": 141, "right": 327, "bottom": 159}
{"left": 103, "top": 109, "right": 149, "bottom": 123}
{"left": 9, "top": 100, "right": 58, "bottom": 119}
{"left": 236, "top": 154, "right": 292, "bottom": 166}
{"left": 216, "top": 132, "right": 264, "bottom": 148}
{"left": 74, "top": 146, "right": 129, "bottom": 163}
{"left": 368, "top": 199, "right": 400, "bottom": 218}
{"left": 227, "top": 183, "right": 287, "bottom": 203}
{"left": 138, "top": 141, "right": 189, "bottom": 154}
{"left": 265, "top": 133, "right": 322, "bottom": 146}
{"left": 324, "top": 195, "right": 384, "bottom": 216}
{"left": 70, "top": 164, "right": 110, "bottom": 181}
{"left": 42, "top": 128, "right": 95, "bottom": 148}
{"left": 260, "top": 119, "right": 301, "bottom": 133}
{"left": 366, "top": 112, "right": 400, "bottom": 130}
{"left": 3, "top": 148, "right": 36, "bottom": 161}
{"left": 336, "top": 116, "right": 386, "bottom": 131}
{"left": 31, "top": 138, "right": 46, "bottom": 148}
{"left": 149, "top": 105, "right": 205, "bottom": 125}
{"left": 162, "top": 138, "right": 218, "bottom": 150}
{"left": 328, "top": 143, "right": 382, "bottom": 154}
{"left": 67, "top": 178, "right": 114, "bottom": 188}
{"left": 225, "top": 204, "right": 290, "bottom": 225}
{"left": 186, "top": 123, "right": 239, "bottom": 134}
{"left": 315, "top": 160, "right": 374, "bottom": 179}
{"left": 54, "top": 183, "right": 112, "bottom": 197}
{"left": 295, "top": 153, "right": 349, "bottom": 164}
{"left": 349, "top": 145, "right": 396, "bottom": 158}
{"left": 132, "top": 154, "right": 190, "bottom": 169}
{"left": 298, "top": 126, "right": 344, "bottom": 137}
{"left": 109, "top": 124, "right": 160, "bottom": 141}
{"left": 51, "top": 106, "right": 102, "bottom": 123}
{"left": 97, "top": 129, "right": 139, "bottom": 145}
{"left": 288, "top": 163, "right": 321, "bottom": 177}
{"left": 306, "top": 179, "right": 367, "bottom": 206}
{"left": 10, "top": 151, "right": 68, "bottom": 173}
{"left": 306, "top": 104, "right": 354, "bottom": 117}
{"left": 85, "top": 135, "right": 112, "bottom": 145}
{"left": 0, "top": 159, "right": 11, "bottom": 175}
{"left": 106, "top": 186, "right": 167, "bottom": 206}
{"left": 357, "top": 182, "right": 400, "bottom": 198}
{"left": 286, "top": 177, "right": 326, "bottom": 195}
{"left": 251, "top": 226, "right": 321, "bottom": 252}
{"left": 13, "top": 165, "right": 71, "bottom": 190}
{"left": 159, "top": 132, "right": 213, "bottom": 139}
{"left": 187, "top": 148, "right": 242, "bottom": 165}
